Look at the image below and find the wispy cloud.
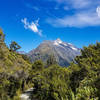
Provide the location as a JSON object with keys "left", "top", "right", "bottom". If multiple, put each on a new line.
{"left": 21, "top": 18, "right": 42, "bottom": 36}
{"left": 47, "top": 11, "right": 100, "bottom": 27}
{"left": 46, "top": 0, "right": 100, "bottom": 28}
{"left": 69, "top": 0, "right": 92, "bottom": 9}
{"left": 25, "top": 3, "right": 40, "bottom": 11}
{"left": 51, "top": 0, "right": 100, "bottom": 9}
{"left": 22, "top": 0, "right": 100, "bottom": 28}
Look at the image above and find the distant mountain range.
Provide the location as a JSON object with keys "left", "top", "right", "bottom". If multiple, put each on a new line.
{"left": 27, "top": 38, "right": 80, "bottom": 67}
{"left": 17, "top": 51, "right": 26, "bottom": 54}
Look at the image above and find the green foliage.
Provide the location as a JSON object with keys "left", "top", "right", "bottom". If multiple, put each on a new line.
{"left": 0, "top": 28, "right": 100, "bottom": 100}
{"left": 10, "top": 41, "right": 21, "bottom": 51}
{"left": 21, "top": 54, "right": 31, "bottom": 63}
{"left": 0, "top": 28, "right": 5, "bottom": 42}
{"left": 31, "top": 65, "right": 70, "bottom": 100}
{"left": 0, "top": 30, "right": 31, "bottom": 99}
{"left": 32, "top": 60, "right": 44, "bottom": 71}
{"left": 75, "top": 78, "right": 98, "bottom": 100}
{"left": 29, "top": 42, "right": 100, "bottom": 100}
{"left": 46, "top": 55, "right": 57, "bottom": 67}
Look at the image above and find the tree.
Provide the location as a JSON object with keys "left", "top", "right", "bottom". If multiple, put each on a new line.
{"left": 21, "top": 54, "right": 30, "bottom": 63}
{"left": 46, "top": 55, "right": 57, "bottom": 67}
{"left": 0, "top": 28, "right": 5, "bottom": 43}
{"left": 32, "top": 60, "right": 44, "bottom": 71}
{"left": 10, "top": 41, "right": 21, "bottom": 51}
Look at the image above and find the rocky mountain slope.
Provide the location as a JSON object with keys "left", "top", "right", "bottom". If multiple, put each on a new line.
{"left": 28, "top": 38, "right": 80, "bottom": 67}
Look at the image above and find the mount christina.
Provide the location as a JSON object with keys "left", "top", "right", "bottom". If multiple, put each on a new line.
{"left": 28, "top": 39, "right": 80, "bottom": 67}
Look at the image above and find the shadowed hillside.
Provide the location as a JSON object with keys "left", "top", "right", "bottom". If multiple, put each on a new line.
{"left": 0, "top": 29, "right": 31, "bottom": 99}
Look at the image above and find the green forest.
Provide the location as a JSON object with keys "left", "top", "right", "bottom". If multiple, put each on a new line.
{"left": 0, "top": 28, "right": 100, "bottom": 100}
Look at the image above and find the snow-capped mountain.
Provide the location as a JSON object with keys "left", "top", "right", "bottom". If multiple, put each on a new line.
{"left": 28, "top": 38, "right": 80, "bottom": 67}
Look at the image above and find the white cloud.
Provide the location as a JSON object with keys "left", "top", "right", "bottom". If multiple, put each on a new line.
{"left": 52, "top": 0, "right": 100, "bottom": 9}
{"left": 96, "top": 6, "right": 100, "bottom": 17}
{"left": 46, "top": 0, "right": 100, "bottom": 28}
{"left": 21, "top": 18, "right": 42, "bottom": 36}
{"left": 47, "top": 11, "right": 100, "bottom": 27}
{"left": 71, "top": 0, "right": 91, "bottom": 9}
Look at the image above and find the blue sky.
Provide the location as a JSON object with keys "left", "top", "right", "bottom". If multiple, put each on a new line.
{"left": 0, "top": 0, "right": 100, "bottom": 52}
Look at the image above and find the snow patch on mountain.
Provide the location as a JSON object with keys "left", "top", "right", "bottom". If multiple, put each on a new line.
{"left": 62, "top": 43, "right": 68, "bottom": 46}
{"left": 54, "top": 38, "right": 62, "bottom": 46}
{"left": 68, "top": 43, "right": 73, "bottom": 45}
{"left": 70, "top": 46, "right": 78, "bottom": 51}
{"left": 56, "top": 38, "right": 63, "bottom": 44}
{"left": 54, "top": 38, "right": 68, "bottom": 47}
{"left": 53, "top": 38, "right": 78, "bottom": 51}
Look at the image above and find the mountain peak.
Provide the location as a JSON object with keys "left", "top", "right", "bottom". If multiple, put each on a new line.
{"left": 56, "top": 38, "right": 62, "bottom": 43}
{"left": 54, "top": 38, "right": 63, "bottom": 46}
